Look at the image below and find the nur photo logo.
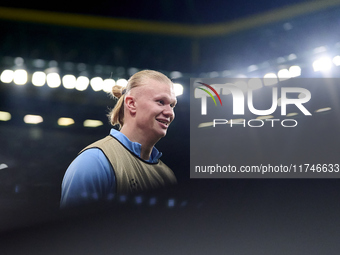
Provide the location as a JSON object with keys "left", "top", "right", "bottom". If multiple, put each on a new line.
{"left": 193, "top": 79, "right": 312, "bottom": 128}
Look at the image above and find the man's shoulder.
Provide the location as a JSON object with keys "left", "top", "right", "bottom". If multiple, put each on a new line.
{"left": 79, "top": 136, "right": 115, "bottom": 155}
{"left": 61, "top": 147, "right": 116, "bottom": 208}
{"left": 70, "top": 148, "right": 110, "bottom": 172}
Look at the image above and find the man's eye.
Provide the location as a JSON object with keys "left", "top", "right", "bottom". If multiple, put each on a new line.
{"left": 158, "top": 100, "right": 164, "bottom": 105}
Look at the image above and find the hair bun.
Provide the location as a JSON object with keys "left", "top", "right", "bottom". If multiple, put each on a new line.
{"left": 111, "top": 85, "right": 125, "bottom": 99}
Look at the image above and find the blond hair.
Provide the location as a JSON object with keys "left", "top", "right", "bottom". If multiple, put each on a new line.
{"left": 108, "top": 70, "right": 173, "bottom": 129}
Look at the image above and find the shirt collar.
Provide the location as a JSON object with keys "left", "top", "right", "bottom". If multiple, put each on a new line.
{"left": 109, "top": 128, "right": 162, "bottom": 163}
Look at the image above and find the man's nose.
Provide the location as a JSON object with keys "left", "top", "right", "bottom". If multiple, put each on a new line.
{"left": 163, "top": 105, "right": 174, "bottom": 118}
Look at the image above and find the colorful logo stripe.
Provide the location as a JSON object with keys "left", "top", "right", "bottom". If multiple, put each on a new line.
{"left": 197, "top": 87, "right": 217, "bottom": 106}
{"left": 197, "top": 82, "right": 223, "bottom": 106}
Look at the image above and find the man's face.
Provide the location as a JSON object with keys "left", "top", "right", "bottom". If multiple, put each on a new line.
{"left": 133, "top": 79, "right": 177, "bottom": 142}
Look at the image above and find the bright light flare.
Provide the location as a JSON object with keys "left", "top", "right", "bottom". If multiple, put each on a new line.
{"left": 32, "top": 71, "right": 46, "bottom": 86}
{"left": 116, "top": 78, "right": 128, "bottom": 87}
{"left": 75, "top": 76, "right": 89, "bottom": 91}
{"left": 24, "top": 114, "right": 43, "bottom": 124}
{"left": 90, "top": 77, "right": 104, "bottom": 91}
{"left": 229, "top": 119, "right": 245, "bottom": 125}
{"left": 256, "top": 115, "right": 274, "bottom": 120}
{"left": 263, "top": 73, "right": 278, "bottom": 86}
{"left": 58, "top": 117, "right": 75, "bottom": 126}
{"left": 277, "top": 69, "right": 291, "bottom": 81}
{"left": 315, "top": 107, "right": 331, "bottom": 113}
{"left": 287, "top": 112, "right": 298, "bottom": 117}
{"left": 103, "top": 79, "right": 115, "bottom": 92}
{"left": 47, "top": 73, "right": 61, "bottom": 88}
{"left": 173, "top": 83, "right": 183, "bottom": 96}
{"left": 1, "top": 70, "right": 14, "bottom": 83}
{"left": 289, "top": 65, "right": 301, "bottom": 77}
{"left": 313, "top": 57, "right": 332, "bottom": 72}
{"left": 62, "top": 75, "right": 76, "bottom": 89}
{"left": 198, "top": 122, "right": 214, "bottom": 128}
{"left": 83, "top": 119, "right": 103, "bottom": 127}
{"left": 333, "top": 55, "right": 340, "bottom": 66}
{"left": 13, "top": 69, "right": 27, "bottom": 85}
{"left": 0, "top": 111, "right": 11, "bottom": 121}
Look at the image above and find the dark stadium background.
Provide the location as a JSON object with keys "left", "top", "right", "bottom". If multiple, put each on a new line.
{"left": 1, "top": 1, "right": 340, "bottom": 254}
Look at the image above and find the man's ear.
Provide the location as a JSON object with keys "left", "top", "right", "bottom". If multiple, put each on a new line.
{"left": 124, "top": 95, "right": 137, "bottom": 114}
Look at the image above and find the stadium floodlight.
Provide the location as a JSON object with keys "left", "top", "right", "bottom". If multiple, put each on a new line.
{"left": 14, "top": 57, "right": 24, "bottom": 66}
{"left": 287, "top": 54, "right": 297, "bottom": 61}
{"left": 286, "top": 112, "right": 298, "bottom": 117}
{"left": 13, "top": 69, "right": 27, "bottom": 85}
{"left": 62, "top": 75, "right": 76, "bottom": 89}
{"left": 128, "top": 67, "right": 139, "bottom": 76}
{"left": 167, "top": 199, "right": 175, "bottom": 208}
{"left": 0, "top": 111, "right": 11, "bottom": 121}
{"left": 276, "top": 57, "right": 286, "bottom": 64}
{"left": 263, "top": 73, "right": 278, "bottom": 86}
{"left": 32, "top": 59, "right": 46, "bottom": 68}
{"left": 277, "top": 69, "right": 291, "bottom": 81}
{"left": 75, "top": 76, "right": 89, "bottom": 91}
{"left": 170, "top": 71, "right": 183, "bottom": 79}
{"left": 58, "top": 117, "right": 75, "bottom": 126}
{"left": 235, "top": 74, "right": 247, "bottom": 78}
{"left": 248, "top": 78, "right": 263, "bottom": 90}
{"left": 32, "top": 71, "right": 46, "bottom": 86}
{"left": 313, "top": 46, "right": 327, "bottom": 54}
{"left": 289, "top": 65, "right": 301, "bottom": 77}
{"left": 83, "top": 119, "right": 103, "bottom": 127}
{"left": 116, "top": 78, "right": 128, "bottom": 87}
{"left": 173, "top": 83, "right": 183, "bottom": 96}
{"left": 46, "top": 73, "right": 61, "bottom": 88}
{"left": 315, "top": 107, "right": 331, "bottom": 113}
{"left": 23, "top": 114, "right": 43, "bottom": 124}
{"left": 149, "top": 197, "right": 157, "bottom": 206}
{"left": 103, "top": 78, "right": 115, "bottom": 92}
{"left": 256, "top": 115, "right": 274, "bottom": 120}
{"left": 333, "top": 55, "right": 340, "bottom": 66}
{"left": 313, "top": 57, "right": 332, "bottom": 72}
{"left": 198, "top": 122, "right": 214, "bottom": 128}
{"left": 228, "top": 119, "right": 245, "bottom": 125}
{"left": 134, "top": 196, "right": 143, "bottom": 205}
{"left": 247, "top": 65, "right": 258, "bottom": 72}
{"left": 1, "top": 70, "right": 14, "bottom": 83}
{"left": 90, "top": 77, "right": 104, "bottom": 92}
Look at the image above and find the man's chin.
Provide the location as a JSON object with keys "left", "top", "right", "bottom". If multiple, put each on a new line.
{"left": 156, "top": 130, "right": 167, "bottom": 139}
{"left": 160, "top": 131, "right": 167, "bottom": 138}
